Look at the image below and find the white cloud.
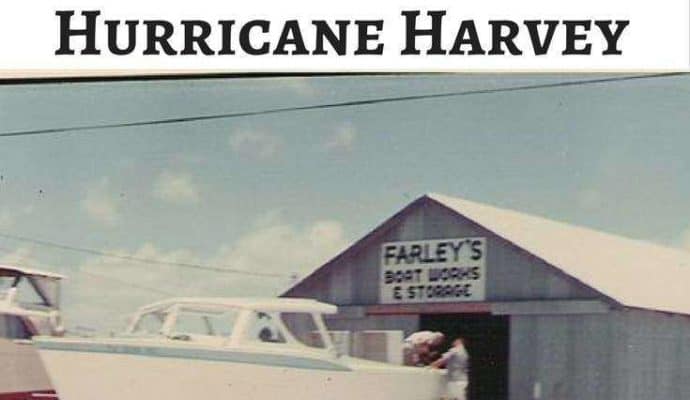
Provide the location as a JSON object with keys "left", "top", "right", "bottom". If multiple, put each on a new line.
{"left": 153, "top": 171, "right": 200, "bottom": 205}
{"left": 64, "top": 219, "right": 348, "bottom": 332}
{"left": 0, "top": 206, "right": 36, "bottom": 231}
{"left": 229, "top": 130, "right": 282, "bottom": 159}
{"left": 577, "top": 188, "right": 603, "bottom": 210}
{"left": 82, "top": 178, "right": 120, "bottom": 227}
{"left": 0, "top": 209, "right": 13, "bottom": 230}
{"left": 324, "top": 123, "right": 357, "bottom": 152}
{"left": 0, "top": 246, "right": 32, "bottom": 266}
{"left": 678, "top": 228, "right": 690, "bottom": 252}
{"left": 211, "top": 219, "right": 347, "bottom": 282}
{"left": 252, "top": 208, "right": 285, "bottom": 228}
{"left": 67, "top": 244, "right": 208, "bottom": 332}
{"left": 282, "top": 78, "right": 315, "bottom": 97}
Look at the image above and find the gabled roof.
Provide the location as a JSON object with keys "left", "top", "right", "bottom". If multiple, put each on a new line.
{"left": 428, "top": 193, "right": 690, "bottom": 315}
{"left": 0, "top": 264, "right": 64, "bottom": 279}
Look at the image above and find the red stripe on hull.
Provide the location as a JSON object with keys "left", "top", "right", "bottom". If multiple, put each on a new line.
{"left": 0, "top": 390, "right": 57, "bottom": 400}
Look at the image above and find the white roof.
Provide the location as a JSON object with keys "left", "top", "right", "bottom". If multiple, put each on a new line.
{"left": 138, "top": 297, "right": 338, "bottom": 315}
{"left": 0, "top": 264, "right": 64, "bottom": 279}
{"left": 428, "top": 193, "right": 690, "bottom": 315}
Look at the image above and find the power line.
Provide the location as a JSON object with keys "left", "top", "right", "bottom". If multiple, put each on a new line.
{"left": 0, "top": 232, "right": 290, "bottom": 278}
{"left": 76, "top": 270, "right": 176, "bottom": 297}
{"left": 0, "top": 246, "right": 174, "bottom": 296}
{"left": 1, "top": 72, "right": 686, "bottom": 138}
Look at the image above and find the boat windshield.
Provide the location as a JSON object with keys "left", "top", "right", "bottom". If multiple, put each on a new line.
{"left": 173, "top": 309, "right": 238, "bottom": 338}
{"left": 129, "top": 310, "right": 166, "bottom": 335}
{"left": 0, "top": 274, "right": 60, "bottom": 309}
{"left": 280, "top": 312, "right": 326, "bottom": 349}
{"left": 0, "top": 277, "right": 15, "bottom": 299}
{"left": 129, "top": 306, "right": 240, "bottom": 339}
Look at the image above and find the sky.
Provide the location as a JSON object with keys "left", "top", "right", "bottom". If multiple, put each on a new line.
{"left": 0, "top": 73, "right": 689, "bottom": 331}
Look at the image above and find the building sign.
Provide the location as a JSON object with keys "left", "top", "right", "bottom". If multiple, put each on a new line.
{"left": 379, "top": 237, "right": 486, "bottom": 304}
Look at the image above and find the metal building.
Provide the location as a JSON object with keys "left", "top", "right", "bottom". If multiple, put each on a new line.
{"left": 283, "top": 193, "right": 690, "bottom": 400}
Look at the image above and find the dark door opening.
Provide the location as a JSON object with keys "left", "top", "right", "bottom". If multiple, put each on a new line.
{"left": 420, "top": 313, "right": 509, "bottom": 400}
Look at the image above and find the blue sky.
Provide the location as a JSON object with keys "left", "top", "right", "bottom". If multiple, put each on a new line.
{"left": 0, "top": 74, "right": 689, "bottom": 330}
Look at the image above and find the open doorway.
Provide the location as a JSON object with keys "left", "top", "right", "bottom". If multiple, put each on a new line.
{"left": 420, "top": 313, "right": 509, "bottom": 400}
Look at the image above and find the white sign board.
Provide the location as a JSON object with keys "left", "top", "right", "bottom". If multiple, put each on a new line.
{"left": 379, "top": 237, "right": 486, "bottom": 304}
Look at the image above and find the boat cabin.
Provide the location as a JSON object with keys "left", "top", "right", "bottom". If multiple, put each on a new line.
{"left": 125, "top": 297, "right": 339, "bottom": 353}
{"left": 0, "top": 265, "right": 64, "bottom": 339}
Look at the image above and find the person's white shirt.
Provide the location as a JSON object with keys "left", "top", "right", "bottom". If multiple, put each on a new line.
{"left": 442, "top": 345, "right": 469, "bottom": 382}
{"left": 435, "top": 341, "right": 469, "bottom": 400}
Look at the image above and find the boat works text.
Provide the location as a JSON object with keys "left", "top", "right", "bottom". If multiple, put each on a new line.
{"left": 55, "top": 10, "right": 630, "bottom": 56}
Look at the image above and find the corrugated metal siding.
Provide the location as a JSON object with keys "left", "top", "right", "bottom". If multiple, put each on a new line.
{"left": 509, "top": 313, "right": 614, "bottom": 400}
{"left": 616, "top": 310, "right": 690, "bottom": 400}
{"left": 509, "top": 310, "right": 690, "bottom": 400}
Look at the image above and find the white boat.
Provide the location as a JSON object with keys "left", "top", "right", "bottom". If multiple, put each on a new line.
{"left": 0, "top": 265, "right": 65, "bottom": 400}
{"left": 35, "top": 297, "right": 445, "bottom": 400}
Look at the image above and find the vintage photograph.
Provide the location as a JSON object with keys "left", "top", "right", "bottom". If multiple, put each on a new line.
{"left": 1, "top": 73, "right": 689, "bottom": 400}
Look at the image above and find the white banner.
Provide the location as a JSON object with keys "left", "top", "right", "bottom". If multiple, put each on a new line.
{"left": 0, "top": 0, "right": 688, "bottom": 77}
{"left": 380, "top": 238, "right": 486, "bottom": 304}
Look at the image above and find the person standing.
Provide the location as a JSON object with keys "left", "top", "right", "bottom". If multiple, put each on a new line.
{"left": 431, "top": 337, "right": 469, "bottom": 400}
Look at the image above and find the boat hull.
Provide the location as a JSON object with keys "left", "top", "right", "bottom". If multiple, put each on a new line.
{"left": 38, "top": 344, "right": 444, "bottom": 400}
{"left": 0, "top": 339, "right": 56, "bottom": 400}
